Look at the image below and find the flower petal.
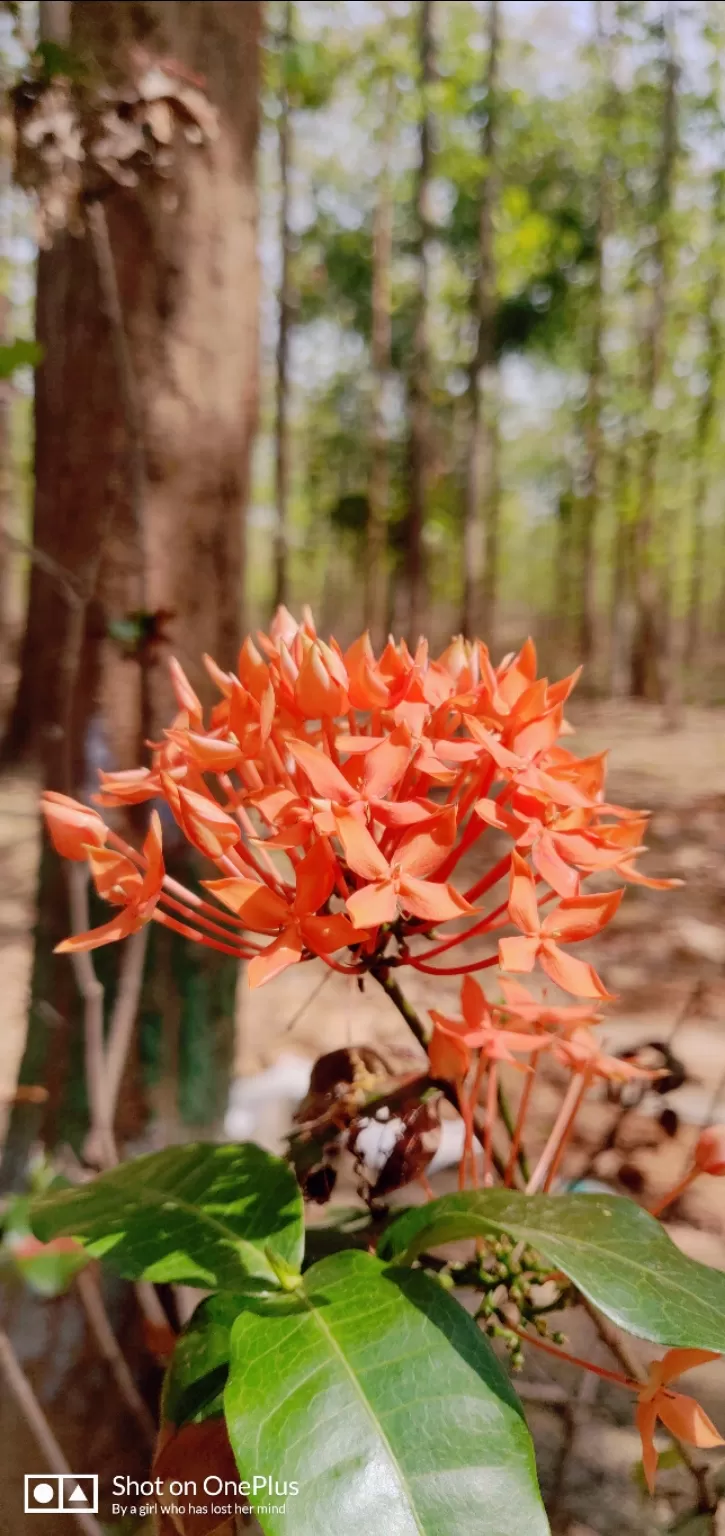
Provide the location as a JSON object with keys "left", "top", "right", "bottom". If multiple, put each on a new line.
{"left": 508, "top": 851, "right": 541, "bottom": 936}
{"left": 335, "top": 811, "right": 390, "bottom": 882}
{"left": 302, "top": 912, "right": 366, "bottom": 954}
{"left": 396, "top": 807, "right": 458, "bottom": 878}
{"left": 398, "top": 875, "right": 474, "bottom": 923}
{"left": 55, "top": 912, "right": 136, "bottom": 953}
{"left": 346, "top": 879, "right": 398, "bottom": 929}
{"left": 292, "top": 839, "right": 336, "bottom": 916}
{"left": 248, "top": 927, "right": 304, "bottom": 987}
{"left": 657, "top": 1391, "right": 725, "bottom": 1451}
{"left": 635, "top": 1399, "right": 659, "bottom": 1495}
{"left": 539, "top": 940, "right": 614, "bottom": 999}
{"left": 202, "top": 878, "right": 289, "bottom": 931}
{"left": 287, "top": 738, "right": 355, "bottom": 801}
{"left": 498, "top": 935, "right": 539, "bottom": 972}
{"left": 542, "top": 888, "right": 624, "bottom": 943}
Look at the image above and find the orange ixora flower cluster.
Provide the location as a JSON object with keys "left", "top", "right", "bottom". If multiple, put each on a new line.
{"left": 43, "top": 607, "right": 677, "bottom": 998}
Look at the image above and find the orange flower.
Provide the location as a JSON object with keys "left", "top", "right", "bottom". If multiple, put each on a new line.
{"left": 499, "top": 851, "right": 621, "bottom": 999}
{"left": 41, "top": 791, "right": 108, "bottom": 861}
{"left": 39, "top": 609, "right": 677, "bottom": 1000}
{"left": 635, "top": 1349, "right": 724, "bottom": 1492}
{"left": 429, "top": 973, "right": 546, "bottom": 1085}
{"left": 336, "top": 807, "right": 476, "bottom": 929}
{"left": 55, "top": 813, "right": 165, "bottom": 953}
{"left": 204, "top": 839, "right": 365, "bottom": 986}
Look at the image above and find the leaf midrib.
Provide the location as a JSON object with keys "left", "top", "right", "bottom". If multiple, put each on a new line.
{"left": 299, "top": 1282, "right": 427, "bottom": 1535}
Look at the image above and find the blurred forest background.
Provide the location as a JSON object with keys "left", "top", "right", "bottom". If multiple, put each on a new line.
{"left": 1, "top": 4, "right": 725, "bottom": 1533}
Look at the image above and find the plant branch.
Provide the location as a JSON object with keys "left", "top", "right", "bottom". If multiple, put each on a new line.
{"left": 0, "top": 1328, "right": 105, "bottom": 1536}
{"left": 76, "top": 1268, "right": 156, "bottom": 1446}
{"left": 370, "top": 965, "right": 430, "bottom": 1051}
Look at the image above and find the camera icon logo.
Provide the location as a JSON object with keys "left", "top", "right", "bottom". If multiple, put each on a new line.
{"left": 25, "top": 1475, "right": 98, "bottom": 1515}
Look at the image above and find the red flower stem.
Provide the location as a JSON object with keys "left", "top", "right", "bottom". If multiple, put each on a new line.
{"left": 151, "top": 908, "right": 250, "bottom": 958}
{"left": 158, "top": 892, "right": 263, "bottom": 950}
{"left": 505, "top": 1324, "right": 636, "bottom": 1391}
{"left": 412, "top": 905, "right": 508, "bottom": 964}
{"left": 649, "top": 1165, "right": 700, "bottom": 1218}
{"left": 435, "top": 767, "right": 494, "bottom": 881}
{"left": 407, "top": 953, "right": 500, "bottom": 977}
{"left": 526, "top": 1069, "right": 589, "bottom": 1194}
{"left": 542, "top": 1066, "right": 593, "bottom": 1192}
{"left": 457, "top": 1083, "right": 476, "bottom": 1190}
{"left": 482, "top": 1061, "right": 497, "bottom": 1187}
{"left": 505, "top": 1059, "right": 538, "bottom": 1187}
{"left": 318, "top": 953, "right": 365, "bottom": 975}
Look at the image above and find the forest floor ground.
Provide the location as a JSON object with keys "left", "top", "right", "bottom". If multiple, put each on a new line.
{"left": 1, "top": 699, "right": 725, "bottom": 1534}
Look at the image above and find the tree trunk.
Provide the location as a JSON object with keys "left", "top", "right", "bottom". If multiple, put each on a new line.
{"left": 577, "top": 0, "right": 612, "bottom": 680}
{"left": 365, "top": 74, "right": 395, "bottom": 648}
{"left": 273, "top": 0, "right": 294, "bottom": 613}
{"left": 609, "top": 433, "right": 635, "bottom": 697}
{"left": 1, "top": 0, "right": 261, "bottom": 1176}
{"left": 685, "top": 169, "right": 725, "bottom": 679}
{"left": 405, "top": 0, "right": 435, "bottom": 643}
{"left": 630, "top": 11, "right": 678, "bottom": 700}
{"left": 461, "top": 0, "right": 500, "bottom": 643}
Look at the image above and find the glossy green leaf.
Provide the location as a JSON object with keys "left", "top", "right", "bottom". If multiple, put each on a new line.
{"left": 163, "top": 1294, "right": 243, "bottom": 1427}
{"left": 224, "top": 1249, "right": 548, "bottom": 1536}
{"left": 30, "top": 1142, "right": 303, "bottom": 1291}
{"left": 378, "top": 1191, "right": 725, "bottom": 1350}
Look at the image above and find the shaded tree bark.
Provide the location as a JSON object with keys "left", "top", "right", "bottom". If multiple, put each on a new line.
{"left": 273, "top": 0, "right": 294, "bottom": 612}
{"left": 405, "top": 0, "right": 435, "bottom": 643}
{"left": 2, "top": 0, "right": 261, "bottom": 1175}
{"left": 630, "top": 9, "right": 678, "bottom": 700}
{"left": 461, "top": 0, "right": 500, "bottom": 643}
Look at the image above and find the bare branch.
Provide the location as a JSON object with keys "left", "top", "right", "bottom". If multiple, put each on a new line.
{"left": 76, "top": 1268, "right": 156, "bottom": 1446}
{"left": 0, "top": 1327, "right": 105, "bottom": 1536}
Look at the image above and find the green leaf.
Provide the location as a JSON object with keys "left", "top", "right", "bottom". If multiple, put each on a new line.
{"left": 0, "top": 338, "right": 43, "bottom": 379}
{"left": 378, "top": 1191, "right": 725, "bottom": 1351}
{"left": 224, "top": 1249, "right": 548, "bottom": 1536}
{"left": 163, "top": 1294, "right": 242, "bottom": 1427}
{"left": 30, "top": 1142, "right": 304, "bottom": 1291}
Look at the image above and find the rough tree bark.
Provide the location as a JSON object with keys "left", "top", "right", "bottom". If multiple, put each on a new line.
{"left": 365, "top": 72, "right": 395, "bottom": 648}
{"left": 2, "top": 0, "right": 261, "bottom": 1174}
{"left": 630, "top": 10, "right": 678, "bottom": 700}
{"left": 461, "top": 0, "right": 500, "bottom": 644}
{"left": 405, "top": 0, "right": 435, "bottom": 644}
{"left": 273, "top": 0, "right": 294, "bottom": 612}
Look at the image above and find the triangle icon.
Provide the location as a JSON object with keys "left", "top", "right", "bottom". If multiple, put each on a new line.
{"left": 68, "top": 1485, "right": 89, "bottom": 1505}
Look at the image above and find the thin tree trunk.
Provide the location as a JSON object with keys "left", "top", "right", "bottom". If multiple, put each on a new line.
{"left": 609, "top": 432, "right": 635, "bottom": 697}
{"left": 273, "top": 0, "right": 294, "bottom": 613}
{"left": 630, "top": 10, "right": 678, "bottom": 700}
{"left": 578, "top": 0, "right": 612, "bottom": 679}
{"left": 2, "top": 0, "right": 261, "bottom": 1174}
{"left": 365, "top": 72, "right": 395, "bottom": 647}
{"left": 461, "top": 0, "right": 500, "bottom": 643}
{"left": 406, "top": 0, "right": 435, "bottom": 643}
{"left": 685, "top": 170, "right": 725, "bottom": 678}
